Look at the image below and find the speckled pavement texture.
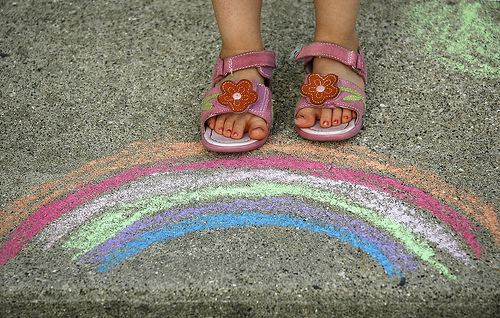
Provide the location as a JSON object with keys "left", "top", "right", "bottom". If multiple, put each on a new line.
{"left": 1, "top": 0, "right": 499, "bottom": 317}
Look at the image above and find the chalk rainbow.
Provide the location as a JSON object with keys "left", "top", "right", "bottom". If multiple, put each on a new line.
{"left": 0, "top": 138, "right": 498, "bottom": 280}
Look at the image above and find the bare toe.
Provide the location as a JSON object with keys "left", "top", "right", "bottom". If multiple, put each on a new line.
{"left": 332, "top": 108, "right": 343, "bottom": 126}
{"left": 214, "top": 114, "right": 227, "bottom": 135}
{"left": 231, "top": 116, "right": 247, "bottom": 139}
{"left": 247, "top": 116, "right": 268, "bottom": 140}
{"left": 207, "top": 117, "right": 216, "bottom": 130}
{"left": 223, "top": 117, "right": 236, "bottom": 138}
{"left": 342, "top": 108, "right": 353, "bottom": 123}
{"left": 319, "top": 108, "right": 333, "bottom": 128}
{"left": 295, "top": 108, "right": 318, "bottom": 128}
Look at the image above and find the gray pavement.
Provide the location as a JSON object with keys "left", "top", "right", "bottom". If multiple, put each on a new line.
{"left": 1, "top": 0, "right": 499, "bottom": 316}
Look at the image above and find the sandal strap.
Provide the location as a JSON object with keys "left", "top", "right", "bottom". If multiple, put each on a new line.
{"left": 292, "top": 42, "right": 367, "bottom": 84}
{"left": 212, "top": 50, "right": 277, "bottom": 87}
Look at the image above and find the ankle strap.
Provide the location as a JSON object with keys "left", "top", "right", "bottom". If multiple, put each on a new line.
{"left": 292, "top": 42, "right": 367, "bottom": 84}
{"left": 212, "top": 50, "right": 277, "bottom": 87}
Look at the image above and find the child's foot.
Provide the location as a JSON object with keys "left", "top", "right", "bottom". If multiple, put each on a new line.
{"left": 295, "top": 56, "right": 365, "bottom": 129}
{"left": 206, "top": 67, "right": 268, "bottom": 140}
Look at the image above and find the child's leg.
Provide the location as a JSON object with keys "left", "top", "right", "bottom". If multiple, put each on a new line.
{"left": 207, "top": 0, "right": 268, "bottom": 141}
{"left": 295, "top": 0, "right": 365, "bottom": 129}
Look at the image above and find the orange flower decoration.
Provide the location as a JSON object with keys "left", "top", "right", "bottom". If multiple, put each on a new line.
{"left": 217, "top": 79, "right": 259, "bottom": 112}
{"left": 300, "top": 73, "right": 340, "bottom": 105}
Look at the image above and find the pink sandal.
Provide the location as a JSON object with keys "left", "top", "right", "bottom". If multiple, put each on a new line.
{"left": 292, "top": 42, "right": 367, "bottom": 141}
{"left": 201, "top": 50, "right": 277, "bottom": 152}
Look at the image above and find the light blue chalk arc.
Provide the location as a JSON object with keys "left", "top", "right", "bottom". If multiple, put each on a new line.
{"left": 98, "top": 212, "right": 403, "bottom": 278}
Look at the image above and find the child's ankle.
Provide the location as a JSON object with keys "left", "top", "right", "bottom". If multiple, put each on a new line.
{"left": 314, "top": 32, "right": 359, "bottom": 52}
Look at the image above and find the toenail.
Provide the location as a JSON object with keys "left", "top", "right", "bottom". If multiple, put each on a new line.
{"left": 344, "top": 116, "right": 349, "bottom": 120}
{"left": 333, "top": 119, "right": 339, "bottom": 124}
{"left": 227, "top": 129, "right": 232, "bottom": 134}
{"left": 323, "top": 121, "right": 329, "bottom": 126}
{"left": 233, "top": 132, "right": 239, "bottom": 137}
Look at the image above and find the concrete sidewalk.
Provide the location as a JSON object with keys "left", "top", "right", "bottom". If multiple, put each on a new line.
{"left": 1, "top": 0, "right": 499, "bottom": 316}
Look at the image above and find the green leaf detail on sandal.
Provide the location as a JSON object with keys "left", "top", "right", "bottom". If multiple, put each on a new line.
{"left": 201, "top": 93, "right": 221, "bottom": 111}
{"left": 342, "top": 95, "right": 362, "bottom": 102}
{"left": 338, "top": 86, "right": 366, "bottom": 107}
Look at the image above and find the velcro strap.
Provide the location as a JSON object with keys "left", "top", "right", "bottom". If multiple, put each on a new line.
{"left": 292, "top": 42, "right": 367, "bottom": 84}
{"left": 214, "top": 51, "right": 277, "bottom": 78}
